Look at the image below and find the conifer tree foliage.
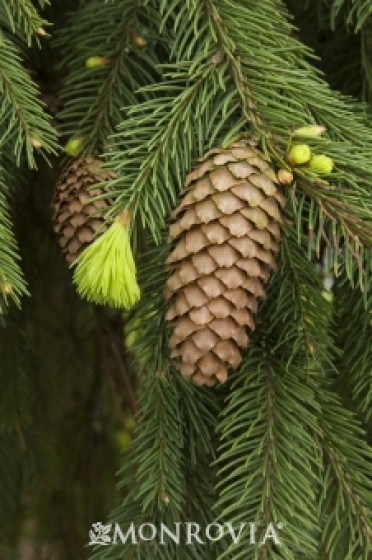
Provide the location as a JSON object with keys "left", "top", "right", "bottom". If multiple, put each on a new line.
{"left": 0, "top": 1, "right": 372, "bottom": 560}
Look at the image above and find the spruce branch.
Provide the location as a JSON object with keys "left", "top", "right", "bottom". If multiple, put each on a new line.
{"left": 295, "top": 174, "right": 372, "bottom": 287}
{"left": 318, "top": 389, "right": 372, "bottom": 559}
{"left": 215, "top": 232, "right": 334, "bottom": 559}
{"left": 280, "top": 229, "right": 335, "bottom": 366}
{"left": 90, "top": 374, "right": 218, "bottom": 560}
{"left": 130, "top": 374, "right": 185, "bottom": 515}
{"left": 193, "top": 0, "right": 372, "bottom": 285}
{"left": 327, "top": 0, "right": 372, "bottom": 30}
{"left": 292, "top": 1, "right": 372, "bottom": 101}
{"left": 216, "top": 350, "right": 322, "bottom": 560}
{"left": 103, "top": 56, "right": 237, "bottom": 242}
{"left": 0, "top": 192, "right": 27, "bottom": 313}
{"left": 0, "top": 0, "right": 49, "bottom": 44}
{"left": 58, "top": 0, "right": 159, "bottom": 153}
{"left": 335, "top": 273, "right": 372, "bottom": 422}
{"left": 0, "top": 33, "right": 58, "bottom": 166}
{"left": 203, "top": 0, "right": 261, "bottom": 130}
{"left": 0, "top": 156, "right": 29, "bottom": 314}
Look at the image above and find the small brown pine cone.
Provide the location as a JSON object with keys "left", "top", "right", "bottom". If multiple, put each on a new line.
{"left": 165, "top": 143, "right": 286, "bottom": 387}
{"left": 52, "top": 157, "right": 115, "bottom": 264}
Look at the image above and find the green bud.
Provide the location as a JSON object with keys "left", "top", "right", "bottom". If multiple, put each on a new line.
{"left": 85, "top": 56, "right": 111, "bottom": 69}
{"left": 64, "top": 136, "right": 84, "bottom": 157}
{"left": 288, "top": 144, "right": 312, "bottom": 166}
{"left": 293, "top": 125, "right": 326, "bottom": 137}
{"left": 309, "top": 154, "right": 334, "bottom": 175}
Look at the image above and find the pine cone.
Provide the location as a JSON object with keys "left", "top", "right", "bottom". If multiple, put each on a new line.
{"left": 52, "top": 157, "right": 115, "bottom": 264}
{"left": 165, "top": 143, "right": 286, "bottom": 387}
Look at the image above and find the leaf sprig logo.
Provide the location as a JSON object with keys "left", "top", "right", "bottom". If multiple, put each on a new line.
{"left": 89, "top": 522, "right": 112, "bottom": 546}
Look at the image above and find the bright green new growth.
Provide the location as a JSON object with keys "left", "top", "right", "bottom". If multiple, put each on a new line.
{"left": 73, "top": 219, "right": 140, "bottom": 309}
{"left": 288, "top": 143, "right": 312, "bottom": 165}
{"left": 309, "top": 154, "right": 335, "bottom": 174}
{"left": 85, "top": 56, "right": 111, "bottom": 70}
{"left": 64, "top": 136, "right": 84, "bottom": 157}
{"left": 293, "top": 124, "right": 327, "bottom": 137}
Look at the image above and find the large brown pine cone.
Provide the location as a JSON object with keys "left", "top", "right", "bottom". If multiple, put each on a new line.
{"left": 165, "top": 143, "right": 286, "bottom": 387}
{"left": 52, "top": 158, "right": 115, "bottom": 264}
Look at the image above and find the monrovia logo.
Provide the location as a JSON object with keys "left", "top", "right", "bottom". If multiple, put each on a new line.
{"left": 88, "top": 521, "right": 283, "bottom": 547}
